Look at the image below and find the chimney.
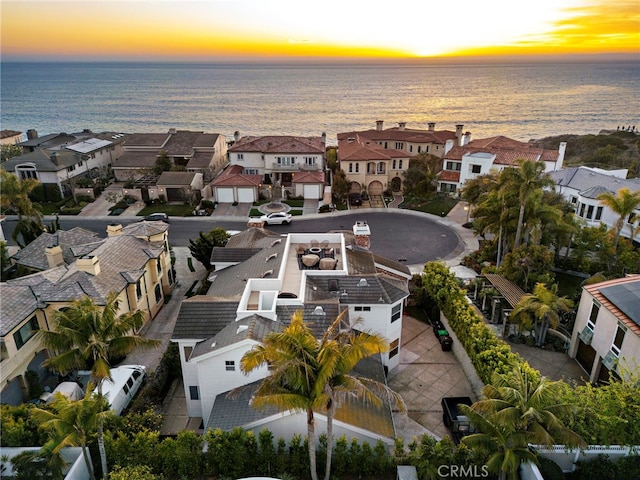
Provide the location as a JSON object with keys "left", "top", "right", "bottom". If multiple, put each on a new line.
{"left": 556, "top": 142, "right": 567, "bottom": 171}
{"left": 462, "top": 132, "right": 471, "bottom": 146}
{"left": 444, "top": 139, "right": 455, "bottom": 155}
{"left": 27, "top": 129, "right": 38, "bottom": 140}
{"left": 427, "top": 122, "right": 436, "bottom": 132}
{"left": 398, "top": 122, "right": 406, "bottom": 131}
{"left": 376, "top": 120, "right": 384, "bottom": 131}
{"left": 234, "top": 131, "right": 240, "bottom": 143}
{"left": 352, "top": 221, "right": 371, "bottom": 249}
{"left": 168, "top": 128, "right": 177, "bottom": 135}
{"left": 107, "top": 224, "right": 123, "bottom": 236}
{"left": 455, "top": 124, "right": 464, "bottom": 140}
{"left": 77, "top": 255, "right": 100, "bottom": 276}
{"left": 321, "top": 132, "right": 326, "bottom": 145}
{"left": 45, "top": 246, "right": 65, "bottom": 269}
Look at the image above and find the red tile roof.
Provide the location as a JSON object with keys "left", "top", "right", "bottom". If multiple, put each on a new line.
{"left": 437, "top": 170, "right": 461, "bottom": 182}
{"left": 212, "top": 165, "right": 262, "bottom": 187}
{"left": 583, "top": 275, "right": 640, "bottom": 336}
{"left": 229, "top": 135, "right": 324, "bottom": 154}
{"left": 444, "top": 135, "right": 559, "bottom": 166}
{"left": 293, "top": 171, "right": 325, "bottom": 183}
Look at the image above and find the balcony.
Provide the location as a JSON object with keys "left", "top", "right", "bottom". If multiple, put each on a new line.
{"left": 271, "top": 163, "right": 321, "bottom": 171}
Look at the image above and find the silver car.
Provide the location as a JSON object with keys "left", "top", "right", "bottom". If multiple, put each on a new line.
{"left": 260, "top": 212, "right": 293, "bottom": 225}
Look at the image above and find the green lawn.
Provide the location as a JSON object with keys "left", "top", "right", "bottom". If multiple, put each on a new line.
{"left": 400, "top": 196, "right": 458, "bottom": 216}
{"left": 137, "top": 204, "right": 195, "bottom": 217}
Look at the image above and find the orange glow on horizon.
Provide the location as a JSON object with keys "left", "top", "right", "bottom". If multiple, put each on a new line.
{"left": 1, "top": 0, "right": 638, "bottom": 61}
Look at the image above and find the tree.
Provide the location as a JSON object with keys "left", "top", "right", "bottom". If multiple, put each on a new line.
{"left": 508, "top": 160, "right": 555, "bottom": 250}
{"left": 37, "top": 292, "right": 161, "bottom": 479}
{"left": 0, "top": 169, "right": 42, "bottom": 220}
{"left": 461, "top": 363, "right": 584, "bottom": 480}
{"left": 152, "top": 152, "right": 172, "bottom": 175}
{"left": 596, "top": 187, "right": 640, "bottom": 248}
{"left": 240, "top": 310, "right": 403, "bottom": 480}
{"left": 331, "top": 169, "right": 350, "bottom": 204}
{"left": 188, "top": 228, "right": 231, "bottom": 269}
{"left": 1, "top": 144, "right": 23, "bottom": 162}
{"left": 31, "top": 386, "right": 112, "bottom": 480}
{"left": 511, "top": 283, "right": 573, "bottom": 346}
{"left": 402, "top": 153, "right": 438, "bottom": 199}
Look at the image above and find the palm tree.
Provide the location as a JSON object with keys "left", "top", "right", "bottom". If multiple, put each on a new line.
{"left": 508, "top": 160, "right": 555, "bottom": 250}
{"left": 596, "top": 187, "right": 640, "bottom": 248}
{"left": 511, "top": 283, "right": 573, "bottom": 347}
{"left": 1, "top": 169, "right": 45, "bottom": 247}
{"left": 461, "top": 363, "right": 584, "bottom": 480}
{"left": 240, "top": 310, "right": 403, "bottom": 480}
{"left": 37, "top": 292, "right": 160, "bottom": 479}
{"left": 31, "top": 385, "right": 112, "bottom": 480}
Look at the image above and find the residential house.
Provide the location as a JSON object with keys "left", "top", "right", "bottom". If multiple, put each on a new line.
{"left": 0, "top": 221, "right": 174, "bottom": 405}
{"left": 437, "top": 136, "right": 566, "bottom": 193}
{"left": 171, "top": 222, "right": 411, "bottom": 444}
{"left": 223, "top": 133, "right": 326, "bottom": 200}
{"left": 549, "top": 166, "right": 640, "bottom": 244}
{"left": 113, "top": 129, "right": 227, "bottom": 183}
{"left": 1, "top": 130, "right": 23, "bottom": 145}
{"left": 155, "top": 171, "right": 203, "bottom": 204}
{"left": 2, "top": 129, "right": 126, "bottom": 199}
{"left": 206, "top": 165, "right": 262, "bottom": 204}
{"left": 569, "top": 275, "right": 640, "bottom": 384}
{"left": 337, "top": 121, "right": 468, "bottom": 195}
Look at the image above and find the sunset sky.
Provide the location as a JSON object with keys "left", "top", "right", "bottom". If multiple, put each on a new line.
{"left": 1, "top": 0, "right": 639, "bottom": 62}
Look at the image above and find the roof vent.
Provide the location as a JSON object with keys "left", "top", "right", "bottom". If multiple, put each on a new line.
{"left": 270, "top": 239, "right": 282, "bottom": 246}
{"left": 340, "top": 289, "right": 348, "bottom": 298}
{"left": 312, "top": 306, "right": 325, "bottom": 315}
{"left": 358, "top": 278, "right": 369, "bottom": 287}
{"left": 378, "top": 296, "right": 385, "bottom": 303}
{"left": 266, "top": 253, "right": 278, "bottom": 262}
{"left": 237, "top": 325, "right": 249, "bottom": 334}
{"left": 262, "top": 269, "right": 273, "bottom": 278}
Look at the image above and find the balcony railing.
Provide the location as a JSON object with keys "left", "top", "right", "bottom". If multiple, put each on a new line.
{"left": 271, "top": 163, "right": 321, "bottom": 171}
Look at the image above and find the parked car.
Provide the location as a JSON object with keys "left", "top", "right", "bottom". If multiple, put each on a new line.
{"left": 143, "top": 212, "right": 169, "bottom": 223}
{"left": 349, "top": 193, "right": 362, "bottom": 206}
{"left": 441, "top": 396, "right": 474, "bottom": 444}
{"left": 101, "top": 365, "right": 146, "bottom": 415}
{"left": 260, "top": 212, "right": 293, "bottom": 225}
{"left": 39, "top": 381, "right": 85, "bottom": 405}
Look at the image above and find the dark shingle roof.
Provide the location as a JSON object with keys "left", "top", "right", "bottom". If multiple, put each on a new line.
{"left": 172, "top": 297, "right": 239, "bottom": 340}
{"left": 550, "top": 166, "right": 640, "bottom": 194}
{"left": 207, "top": 354, "right": 395, "bottom": 439}
{"left": 211, "top": 248, "right": 262, "bottom": 264}
{"left": 0, "top": 284, "right": 39, "bottom": 336}
{"left": 304, "top": 274, "right": 408, "bottom": 305}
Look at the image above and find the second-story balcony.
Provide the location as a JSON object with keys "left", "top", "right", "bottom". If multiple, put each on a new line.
{"left": 271, "top": 162, "right": 321, "bottom": 171}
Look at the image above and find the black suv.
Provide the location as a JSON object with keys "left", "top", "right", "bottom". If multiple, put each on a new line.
{"left": 348, "top": 193, "right": 362, "bottom": 206}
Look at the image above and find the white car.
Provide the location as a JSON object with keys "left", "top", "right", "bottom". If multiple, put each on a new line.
{"left": 260, "top": 212, "right": 293, "bottom": 225}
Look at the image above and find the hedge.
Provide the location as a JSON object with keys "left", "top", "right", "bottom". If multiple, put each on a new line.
{"left": 420, "top": 261, "right": 540, "bottom": 384}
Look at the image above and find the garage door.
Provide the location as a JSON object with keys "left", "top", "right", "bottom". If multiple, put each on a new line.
{"left": 217, "top": 188, "right": 234, "bottom": 203}
{"left": 303, "top": 184, "right": 321, "bottom": 199}
{"left": 237, "top": 188, "right": 255, "bottom": 203}
{"left": 368, "top": 181, "right": 384, "bottom": 196}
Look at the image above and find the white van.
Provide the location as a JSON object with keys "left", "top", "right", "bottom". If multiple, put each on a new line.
{"left": 101, "top": 365, "right": 146, "bottom": 415}
{"left": 40, "top": 381, "right": 85, "bottom": 404}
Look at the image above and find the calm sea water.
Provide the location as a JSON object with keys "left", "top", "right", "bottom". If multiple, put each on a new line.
{"left": 1, "top": 62, "right": 639, "bottom": 144}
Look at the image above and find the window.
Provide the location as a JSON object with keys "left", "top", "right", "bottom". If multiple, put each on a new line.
{"left": 628, "top": 212, "right": 637, "bottom": 224}
{"left": 13, "top": 317, "right": 39, "bottom": 350}
{"left": 136, "top": 280, "right": 143, "bottom": 299}
{"left": 418, "top": 146, "right": 422, "bottom": 153}
{"left": 391, "top": 304, "right": 401, "bottom": 323}
{"left": 587, "top": 302, "right": 599, "bottom": 330}
{"left": 579, "top": 204, "right": 586, "bottom": 217}
{"left": 586, "top": 205, "right": 594, "bottom": 220}
{"left": 367, "top": 163, "right": 375, "bottom": 174}
{"left": 354, "top": 306, "right": 371, "bottom": 312}
{"left": 389, "top": 339, "right": 399, "bottom": 359}
{"left": 277, "top": 156, "right": 295, "bottom": 166}
{"left": 304, "top": 156, "right": 315, "bottom": 165}
{"left": 377, "top": 162, "right": 385, "bottom": 174}
{"left": 244, "top": 168, "right": 259, "bottom": 175}
{"left": 18, "top": 168, "right": 38, "bottom": 180}
{"left": 156, "top": 258, "right": 162, "bottom": 274}
{"left": 384, "top": 142, "right": 388, "bottom": 149}
{"left": 471, "top": 164, "right": 481, "bottom": 174}
{"left": 225, "top": 360, "right": 235, "bottom": 371}
{"left": 355, "top": 163, "right": 359, "bottom": 173}
{"left": 122, "top": 384, "right": 129, "bottom": 394}
{"left": 612, "top": 324, "right": 626, "bottom": 357}
{"left": 154, "top": 284, "right": 162, "bottom": 303}
{"left": 78, "top": 160, "right": 83, "bottom": 167}
{"left": 409, "top": 145, "right": 413, "bottom": 153}
{"left": 237, "top": 153, "right": 244, "bottom": 161}
{"left": 595, "top": 206, "right": 603, "bottom": 220}
{"left": 399, "top": 159, "right": 403, "bottom": 169}
{"left": 66, "top": 165, "right": 76, "bottom": 173}
{"left": 127, "top": 378, "right": 134, "bottom": 388}
{"left": 189, "top": 386, "right": 200, "bottom": 400}
{"left": 395, "top": 142, "right": 404, "bottom": 149}
{"left": 349, "top": 163, "right": 353, "bottom": 173}
{"left": 445, "top": 161, "right": 461, "bottom": 171}
{"left": 570, "top": 196, "right": 578, "bottom": 204}
{"left": 392, "top": 160, "right": 396, "bottom": 169}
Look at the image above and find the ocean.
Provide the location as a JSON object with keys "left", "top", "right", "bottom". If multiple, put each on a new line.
{"left": 1, "top": 61, "right": 639, "bottom": 144}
